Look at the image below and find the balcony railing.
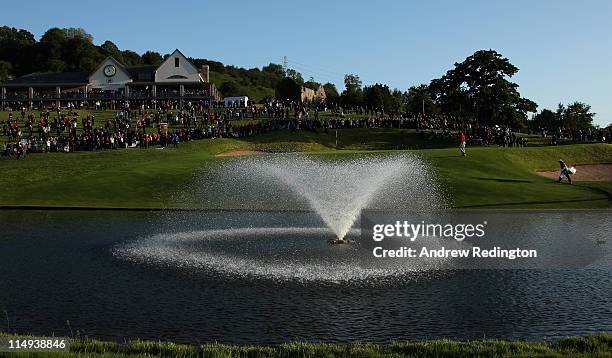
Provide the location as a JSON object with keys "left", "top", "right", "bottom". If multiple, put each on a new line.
{"left": 4, "top": 93, "right": 29, "bottom": 100}
{"left": 156, "top": 91, "right": 180, "bottom": 98}
{"left": 2, "top": 89, "right": 215, "bottom": 101}
{"left": 33, "top": 93, "right": 60, "bottom": 100}
{"left": 129, "top": 92, "right": 152, "bottom": 98}
{"left": 183, "top": 90, "right": 210, "bottom": 97}
{"left": 60, "top": 92, "right": 87, "bottom": 99}
{"left": 87, "top": 92, "right": 125, "bottom": 99}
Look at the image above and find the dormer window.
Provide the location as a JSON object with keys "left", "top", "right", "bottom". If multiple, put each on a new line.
{"left": 175, "top": 58, "right": 179, "bottom": 67}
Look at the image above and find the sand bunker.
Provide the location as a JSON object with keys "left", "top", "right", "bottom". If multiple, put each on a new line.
{"left": 215, "top": 150, "right": 264, "bottom": 157}
{"left": 537, "top": 164, "right": 612, "bottom": 181}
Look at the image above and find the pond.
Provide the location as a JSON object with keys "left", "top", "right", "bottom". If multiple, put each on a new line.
{"left": 0, "top": 210, "right": 610, "bottom": 344}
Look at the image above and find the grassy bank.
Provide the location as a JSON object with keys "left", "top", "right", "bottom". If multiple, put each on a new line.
{"left": 422, "top": 143, "right": 612, "bottom": 208}
{"left": 0, "top": 333, "right": 610, "bottom": 357}
{"left": 0, "top": 128, "right": 611, "bottom": 209}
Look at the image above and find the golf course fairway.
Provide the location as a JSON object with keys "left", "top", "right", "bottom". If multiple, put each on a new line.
{"left": 0, "top": 129, "right": 610, "bottom": 209}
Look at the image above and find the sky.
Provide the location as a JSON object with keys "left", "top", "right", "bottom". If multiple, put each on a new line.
{"left": 1, "top": 0, "right": 610, "bottom": 126}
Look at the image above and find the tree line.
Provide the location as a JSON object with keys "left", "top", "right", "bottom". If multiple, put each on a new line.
{"left": 280, "top": 49, "right": 597, "bottom": 129}
{"left": 0, "top": 26, "right": 598, "bottom": 129}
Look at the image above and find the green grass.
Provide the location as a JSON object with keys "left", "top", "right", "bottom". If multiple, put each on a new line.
{"left": 245, "top": 128, "right": 455, "bottom": 151}
{"left": 207, "top": 70, "right": 277, "bottom": 103}
{"left": 422, "top": 144, "right": 612, "bottom": 209}
{"left": 0, "top": 128, "right": 610, "bottom": 209}
{"left": 0, "top": 139, "right": 238, "bottom": 208}
{"left": 0, "top": 333, "right": 610, "bottom": 357}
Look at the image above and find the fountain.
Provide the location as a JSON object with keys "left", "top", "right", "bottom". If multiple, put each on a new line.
{"left": 115, "top": 153, "right": 447, "bottom": 282}
{"left": 205, "top": 153, "right": 445, "bottom": 239}
{"left": 248, "top": 155, "right": 419, "bottom": 241}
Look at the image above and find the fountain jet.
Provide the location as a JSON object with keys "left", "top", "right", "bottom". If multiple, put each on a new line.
{"left": 239, "top": 154, "right": 443, "bottom": 240}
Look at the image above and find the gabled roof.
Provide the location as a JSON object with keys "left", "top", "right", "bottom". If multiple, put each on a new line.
{"left": 5, "top": 71, "right": 90, "bottom": 85}
{"left": 171, "top": 49, "right": 194, "bottom": 63}
{"left": 89, "top": 56, "right": 131, "bottom": 80}
{"left": 161, "top": 49, "right": 200, "bottom": 72}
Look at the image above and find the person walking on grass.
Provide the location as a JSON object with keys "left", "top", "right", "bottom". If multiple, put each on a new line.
{"left": 558, "top": 159, "right": 575, "bottom": 184}
{"left": 458, "top": 131, "right": 467, "bottom": 156}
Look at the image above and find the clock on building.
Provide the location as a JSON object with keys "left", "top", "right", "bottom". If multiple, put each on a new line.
{"left": 103, "top": 65, "right": 117, "bottom": 77}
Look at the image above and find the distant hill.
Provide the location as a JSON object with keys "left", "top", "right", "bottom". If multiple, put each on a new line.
{"left": 190, "top": 58, "right": 283, "bottom": 102}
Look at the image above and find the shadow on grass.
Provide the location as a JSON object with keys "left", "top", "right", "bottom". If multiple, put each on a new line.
{"left": 470, "top": 177, "right": 534, "bottom": 183}
{"left": 240, "top": 129, "right": 457, "bottom": 151}
{"left": 428, "top": 155, "right": 461, "bottom": 159}
{"left": 583, "top": 184, "right": 612, "bottom": 204}
{"left": 455, "top": 198, "right": 606, "bottom": 209}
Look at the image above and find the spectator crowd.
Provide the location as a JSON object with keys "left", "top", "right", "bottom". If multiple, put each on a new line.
{"left": 2, "top": 102, "right": 610, "bottom": 159}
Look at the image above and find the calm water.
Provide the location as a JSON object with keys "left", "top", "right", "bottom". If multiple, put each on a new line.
{"left": 0, "top": 210, "right": 610, "bottom": 344}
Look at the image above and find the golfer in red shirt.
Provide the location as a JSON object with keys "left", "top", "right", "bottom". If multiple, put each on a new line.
{"left": 458, "top": 132, "right": 467, "bottom": 156}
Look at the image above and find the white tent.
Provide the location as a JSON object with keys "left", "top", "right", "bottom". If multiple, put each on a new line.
{"left": 223, "top": 96, "right": 249, "bottom": 108}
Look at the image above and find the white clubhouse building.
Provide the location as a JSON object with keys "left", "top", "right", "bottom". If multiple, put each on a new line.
{"left": 0, "top": 49, "right": 219, "bottom": 108}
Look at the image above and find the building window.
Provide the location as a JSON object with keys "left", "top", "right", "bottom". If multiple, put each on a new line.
{"left": 175, "top": 58, "right": 179, "bottom": 67}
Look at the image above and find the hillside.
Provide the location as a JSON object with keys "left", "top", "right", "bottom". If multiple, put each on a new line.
{"left": 208, "top": 67, "right": 276, "bottom": 103}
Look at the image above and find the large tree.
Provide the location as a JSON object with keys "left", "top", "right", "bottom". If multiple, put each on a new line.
{"left": 363, "top": 84, "right": 405, "bottom": 115}
{"left": 558, "top": 102, "right": 595, "bottom": 130}
{"left": 100, "top": 40, "right": 124, "bottom": 62}
{"left": 121, "top": 50, "right": 143, "bottom": 66}
{"left": 341, "top": 74, "right": 363, "bottom": 107}
{"left": 0, "top": 26, "right": 35, "bottom": 75}
{"left": 530, "top": 109, "right": 558, "bottom": 130}
{"left": 262, "top": 63, "right": 285, "bottom": 77}
{"left": 389, "top": 89, "right": 404, "bottom": 116}
{"left": 276, "top": 77, "right": 301, "bottom": 101}
{"left": 323, "top": 82, "right": 340, "bottom": 104}
{"left": 62, "top": 27, "right": 94, "bottom": 42}
{"left": 363, "top": 83, "right": 390, "bottom": 113}
{"left": 0, "top": 60, "right": 13, "bottom": 81}
{"left": 531, "top": 102, "right": 596, "bottom": 130}
{"left": 62, "top": 36, "right": 103, "bottom": 71}
{"left": 37, "top": 28, "right": 68, "bottom": 71}
{"left": 142, "top": 51, "right": 163, "bottom": 66}
{"left": 429, "top": 50, "right": 537, "bottom": 126}
{"left": 285, "top": 68, "right": 304, "bottom": 84}
{"left": 404, "top": 84, "right": 438, "bottom": 115}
